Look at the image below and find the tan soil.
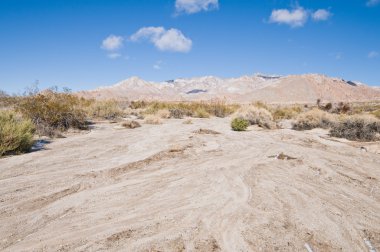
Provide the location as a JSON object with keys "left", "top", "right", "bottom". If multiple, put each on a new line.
{"left": 0, "top": 118, "right": 379, "bottom": 251}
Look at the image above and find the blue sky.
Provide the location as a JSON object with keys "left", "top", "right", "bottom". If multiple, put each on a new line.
{"left": 0, "top": 0, "right": 379, "bottom": 93}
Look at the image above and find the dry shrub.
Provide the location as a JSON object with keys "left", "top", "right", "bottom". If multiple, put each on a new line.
{"left": 333, "top": 102, "right": 351, "bottom": 114}
{"left": 292, "top": 109, "right": 337, "bottom": 130}
{"left": 170, "top": 108, "right": 185, "bottom": 119}
{"left": 130, "top": 100, "right": 148, "bottom": 109}
{"left": 272, "top": 106, "right": 302, "bottom": 120}
{"left": 121, "top": 120, "right": 141, "bottom": 129}
{"left": 157, "top": 109, "right": 170, "bottom": 119}
{"left": 252, "top": 101, "right": 270, "bottom": 110}
{"left": 206, "top": 100, "right": 237, "bottom": 118}
{"left": 131, "top": 100, "right": 238, "bottom": 118}
{"left": 233, "top": 105, "right": 276, "bottom": 129}
{"left": 194, "top": 108, "right": 210, "bottom": 118}
{"left": 144, "top": 115, "right": 162, "bottom": 125}
{"left": 0, "top": 91, "right": 19, "bottom": 109}
{"left": 0, "top": 110, "right": 35, "bottom": 156}
{"left": 124, "top": 108, "right": 144, "bottom": 119}
{"left": 330, "top": 115, "right": 380, "bottom": 141}
{"left": 16, "top": 91, "right": 87, "bottom": 137}
{"left": 86, "top": 100, "right": 124, "bottom": 119}
{"left": 372, "top": 109, "right": 380, "bottom": 119}
{"left": 350, "top": 103, "right": 380, "bottom": 115}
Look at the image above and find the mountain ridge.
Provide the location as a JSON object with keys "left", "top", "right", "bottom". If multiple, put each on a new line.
{"left": 78, "top": 74, "right": 380, "bottom": 103}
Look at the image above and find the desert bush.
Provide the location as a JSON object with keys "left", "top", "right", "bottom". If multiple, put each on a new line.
{"left": 0, "top": 111, "right": 35, "bottom": 156}
{"left": 169, "top": 108, "right": 185, "bottom": 119}
{"left": 272, "top": 106, "right": 302, "bottom": 120}
{"left": 157, "top": 109, "right": 170, "bottom": 119}
{"left": 350, "top": 103, "right": 380, "bottom": 115}
{"left": 183, "top": 119, "right": 193, "bottom": 124}
{"left": 0, "top": 91, "right": 19, "bottom": 109}
{"left": 130, "top": 100, "right": 148, "bottom": 109}
{"left": 231, "top": 118, "right": 249, "bottom": 131}
{"left": 16, "top": 91, "right": 87, "bottom": 137}
{"left": 144, "top": 115, "right": 162, "bottom": 125}
{"left": 207, "top": 100, "right": 237, "bottom": 118}
{"left": 292, "top": 109, "right": 337, "bottom": 130}
{"left": 330, "top": 115, "right": 380, "bottom": 141}
{"left": 86, "top": 100, "right": 124, "bottom": 119}
{"left": 130, "top": 100, "right": 238, "bottom": 118}
{"left": 121, "top": 120, "right": 141, "bottom": 129}
{"left": 252, "top": 101, "right": 270, "bottom": 110}
{"left": 333, "top": 102, "right": 351, "bottom": 114}
{"left": 194, "top": 108, "right": 210, "bottom": 118}
{"left": 233, "top": 105, "right": 276, "bottom": 129}
{"left": 371, "top": 109, "right": 380, "bottom": 119}
{"left": 323, "top": 103, "right": 333, "bottom": 111}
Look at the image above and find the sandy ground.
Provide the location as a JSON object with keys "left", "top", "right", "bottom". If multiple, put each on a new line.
{"left": 0, "top": 118, "right": 379, "bottom": 252}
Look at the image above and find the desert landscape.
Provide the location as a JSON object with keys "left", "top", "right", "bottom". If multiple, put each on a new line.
{"left": 1, "top": 116, "right": 380, "bottom": 252}
{"left": 1, "top": 82, "right": 380, "bottom": 251}
{"left": 1, "top": 0, "right": 380, "bottom": 251}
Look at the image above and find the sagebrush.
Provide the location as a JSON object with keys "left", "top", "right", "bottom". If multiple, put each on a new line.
{"left": 292, "top": 109, "right": 337, "bottom": 130}
{"left": 16, "top": 91, "right": 87, "bottom": 136}
{"left": 330, "top": 115, "right": 380, "bottom": 141}
{"left": 0, "top": 111, "right": 35, "bottom": 156}
{"left": 233, "top": 105, "right": 276, "bottom": 129}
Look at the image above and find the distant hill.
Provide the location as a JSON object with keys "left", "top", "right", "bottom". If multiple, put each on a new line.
{"left": 77, "top": 74, "right": 380, "bottom": 103}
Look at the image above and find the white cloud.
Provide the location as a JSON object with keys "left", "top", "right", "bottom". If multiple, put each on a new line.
{"left": 312, "top": 9, "right": 331, "bottom": 21}
{"left": 175, "top": 0, "right": 218, "bottom": 14}
{"left": 130, "top": 26, "right": 192, "bottom": 53}
{"left": 368, "top": 51, "right": 379, "bottom": 58}
{"left": 101, "top": 35, "right": 123, "bottom": 51}
{"left": 269, "top": 8, "right": 308, "bottom": 28}
{"left": 367, "top": 0, "right": 380, "bottom": 7}
{"left": 107, "top": 53, "right": 121, "bottom": 59}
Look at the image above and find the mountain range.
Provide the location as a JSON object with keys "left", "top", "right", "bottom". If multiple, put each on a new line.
{"left": 78, "top": 74, "right": 380, "bottom": 103}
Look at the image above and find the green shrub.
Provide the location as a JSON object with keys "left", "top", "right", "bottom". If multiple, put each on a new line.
{"left": 330, "top": 115, "right": 380, "bottom": 141}
{"left": 231, "top": 118, "right": 249, "bottom": 131}
{"left": 16, "top": 91, "right": 87, "bottom": 137}
{"left": 323, "top": 103, "right": 333, "bottom": 111}
{"left": 0, "top": 111, "right": 35, "bottom": 156}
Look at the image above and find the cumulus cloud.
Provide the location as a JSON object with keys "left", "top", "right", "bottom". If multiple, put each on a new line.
{"left": 367, "top": 0, "right": 380, "bottom": 6}
{"left": 101, "top": 35, "right": 124, "bottom": 51}
{"left": 175, "top": 0, "right": 218, "bottom": 14}
{"left": 130, "top": 26, "right": 192, "bottom": 53}
{"left": 312, "top": 9, "right": 331, "bottom": 21}
{"left": 269, "top": 7, "right": 332, "bottom": 27}
{"left": 269, "top": 8, "right": 308, "bottom": 27}
{"left": 368, "top": 51, "right": 379, "bottom": 58}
